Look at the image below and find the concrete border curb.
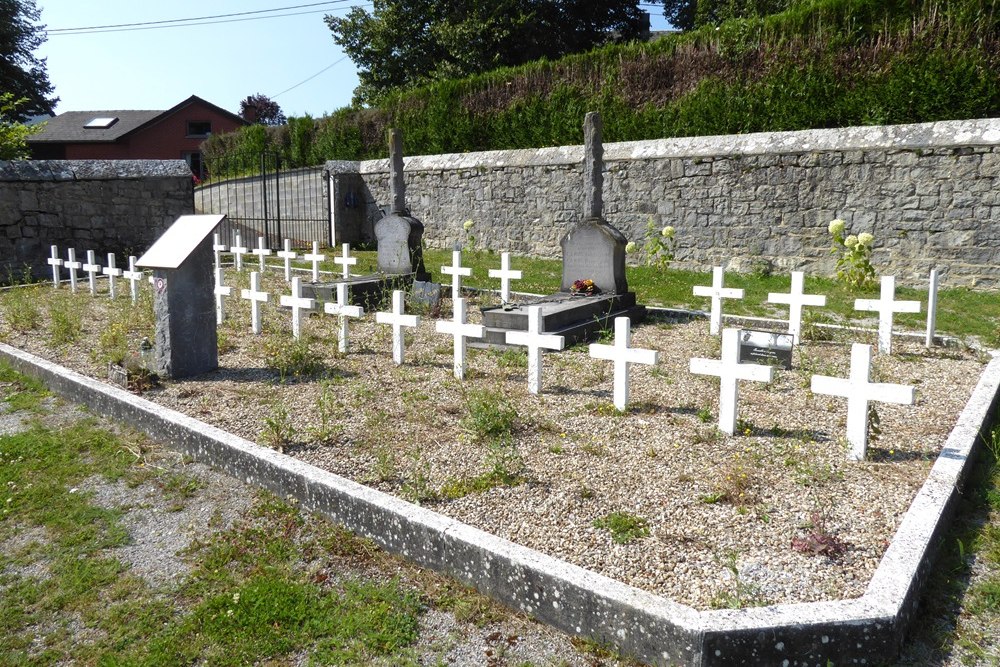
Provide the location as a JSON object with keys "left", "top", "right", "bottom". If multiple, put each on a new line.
{"left": 1, "top": 341, "right": 997, "bottom": 666}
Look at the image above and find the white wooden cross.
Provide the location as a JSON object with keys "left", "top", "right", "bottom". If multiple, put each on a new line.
{"left": 324, "top": 282, "right": 364, "bottom": 353}
{"left": 240, "top": 271, "right": 269, "bottom": 334}
{"left": 252, "top": 236, "right": 272, "bottom": 272}
{"left": 280, "top": 276, "right": 315, "bottom": 339}
{"left": 276, "top": 239, "right": 297, "bottom": 282}
{"left": 435, "top": 297, "right": 484, "bottom": 380}
{"left": 102, "top": 253, "right": 122, "bottom": 299}
{"left": 333, "top": 243, "right": 357, "bottom": 280}
{"left": 64, "top": 248, "right": 81, "bottom": 293}
{"left": 505, "top": 306, "right": 565, "bottom": 395}
{"left": 811, "top": 343, "right": 915, "bottom": 461}
{"left": 46, "top": 245, "right": 62, "bottom": 287}
{"left": 214, "top": 267, "right": 232, "bottom": 324}
{"left": 375, "top": 290, "right": 420, "bottom": 365}
{"left": 441, "top": 248, "right": 472, "bottom": 300}
{"left": 212, "top": 233, "right": 227, "bottom": 270}
{"left": 854, "top": 275, "right": 921, "bottom": 354}
{"left": 82, "top": 250, "right": 101, "bottom": 295}
{"left": 693, "top": 266, "right": 744, "bottom": 335}
{"left": 589, "top": 317, "right": 658, "bottom": 411}
{"left": 230, "top": 234, "right": 248, "bottom": 271}
{"left": 767, "top": 271, "right": 827, "bottom": 344}
{"left": 122, "top": 256, "right": 143, "bottom": 303}
{"left": 303, "top": 241, "right": 325, "bottom": 282}
{"left": 488, "top": 252, "right": 522, "bottom": 303}
{"left": 689, "top": 328, "right": 774, "bottom": 435}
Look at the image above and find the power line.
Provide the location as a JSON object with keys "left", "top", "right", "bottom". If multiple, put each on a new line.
{"left": 271, "top": 56, "right": 350, "bottom": 99}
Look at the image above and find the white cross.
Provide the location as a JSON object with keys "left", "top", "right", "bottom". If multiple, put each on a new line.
{"left": 693, "top": 266, "right": 744, "bottom": 335}
{"left": 240, "top": 271, "right": 269, "bottom": 334}
{"left": 376, "top": 290, "right": 420, "bottom": 365}
{"left": 589, "top": 317, "right": 658, "bottom": 411}
{"left": 64, "top": 248, "right": 81, "bottom": 293}
{"left": 102, "top": 253, "right": 122, "bottom": 299}
{"left": 690, "top": 328, "right": 774, "bottom": 435}
{"left": 82, "top": 250, "right": 101, "bottom": 295}
{"left": 441, "top": 249, "right": 472, "bottom": 300}
{"left": 212, "top": 233, "right": 227, "bottom": 270}
{"left": 811, "top": 343, "right": 915, "bottom": 461}
{"left": 854, "top": 276, "right": 921, "bottom": 354}
{"left": 214, "top": 267, "right": 232, "bottom": 324}
{"left": 505, "top": 306, "right": 565, "bottom": 395}
{"left": 252, "top": 236, "right": 272, "bottom": 272}
{"left": 767, "top": 271, "right": 827, "bottom": 344}
{"left": 231, "top": 234, "right": 248, "bottom": 271}
{"left": 488, "top": 252, "right": 522, "bottom": 303}
{"left": 303, "top": 241, "right": 326, "bottom": 282}
{"left": 46, "top": 245, "right": 62, "bottom": 288}
{"left": 334, "top": 243, "right": 357, "bottom": 280}
{"left": 280, "top": 276, "right": 315, "bottom": 339}
{"left": 122, "top": 256, "right": 143, "bottom": 303}
{"left": 435, "top": 297, "right": 484, "bottom": 380}
{"left": 926, "top": 268, "right": 940, "bottom": 349}
{"left": 324, "top": 282, "right": 364, "bottom": 353}
{"left": 276, "top": 239, "right": 297, "bottom": 282}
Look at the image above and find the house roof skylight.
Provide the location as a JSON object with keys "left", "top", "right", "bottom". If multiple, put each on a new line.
{"left": 84, "top": 117, "right": 119, "bottom": 129}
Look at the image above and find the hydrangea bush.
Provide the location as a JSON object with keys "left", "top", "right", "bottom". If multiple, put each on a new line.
{"left": 829, "top": 219, "right": 876, "bottom": 290}
{"left": 627, "top": 219, "right": 677, "bottom": 269}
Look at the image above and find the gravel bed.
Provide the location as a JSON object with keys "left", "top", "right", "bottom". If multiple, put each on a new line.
{"left": 1, "top": 275, "right": 989, "bottom": 611}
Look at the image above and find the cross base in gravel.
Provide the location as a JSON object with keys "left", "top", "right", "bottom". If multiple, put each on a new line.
{"left": 690, "top": 327, "right": 774, "bottom": 434}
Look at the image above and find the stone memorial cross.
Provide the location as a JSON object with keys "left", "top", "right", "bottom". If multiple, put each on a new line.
{"left": 375, "top": 290, "right": 420, "bottom": 365}
{"left": 277, "top": 239, "right": 297, "bottom": 282}
{"left": 252, "top": 236, "right": 272, "bottom": 272}
{"left": 324, "top": 282, "right": 364, "bottom": 353}
{"left": 240, "top": 271, "right": 270, "bottom": 335}
{"left": 589, "top": 317, "right": 658, "bottom": 411}
{"left": 46, "top": 245, "right": 62, "bottom": 287}
{"left": 583, "top": 111, "right": 602, "bottom": 220}
{"left": 488, "top": 252, "right": 522, "bottom": 303}
{"left": 693, "top": 266, "right": 744, "bottom": 335}
{"left": 230, "top": 234, "right": 248, "bottom": 271}
{"left": 854, "top": 275, "right": 921, "bottom": 354}
{"left": 689, "top": 328, "right": 774, "bottom": 435}
{"left": 82, "top": 250, "right": 101, "bottom": 295}
{"left": 811, "top": 343, "right": 915, "bottom": 461}
{"left": 441, "top": 248, "right": 472, "bottom": 300}
{"left": 280, "top": 276, "right": 315, "bottom": 339}
{"left": 214, "top": 267, "right": 232, "bottom": 324}
{"left": 304, "top": 241, "right": 325, "bottom": 282}
{"left": 103, "top": 253, "right": 122, "bottom": 299}
{"left": 505, "top": 305, "right": 565, "bottom": 395}
{"left": 64, "top": 248, "right": 81, "bottom": 293}
{"left": 123, "top": 256, "right": 143, "bottom": 303}
{"left": 435, "top": 297, "right": 484, "bottom": 380}
{"left": 334, "top": 243, "right": 357, "bottom": 280}
{"left": 767, "top": 271, "right": 827, "bottom": 344}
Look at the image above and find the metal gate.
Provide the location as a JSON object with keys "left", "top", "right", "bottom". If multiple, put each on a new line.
{"left": 194, "top": 151, "right": 331, "bottom": 248}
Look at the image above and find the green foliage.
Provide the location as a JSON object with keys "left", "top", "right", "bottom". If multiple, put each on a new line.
{"left": 638, "top": 218, "right": 677, "bottom": 270}
{"left": 460, "top": 389, "right": 519, "bottom": 442}
{"left": 0, "top": 93, "right": 42, "bottom": 159}
{"left": 46, "top": 290, "right": 86, "bottom": 346}
{"left": 260, "top": 403, "right": 296, "bottom": 452}
{"left": 0, "top": 0, "right": 57, "bottom": 120}
{"left": 829, "top": 219, "right": 877, "bottom": 291}
{"left": 0, "top": 283, "right": 42, "bottom": 332}
{"left": 592, "top": 511, "right": 651, "bottom": 544}
{"left": 262, "top": 334, "right": 325, "bottom": 382}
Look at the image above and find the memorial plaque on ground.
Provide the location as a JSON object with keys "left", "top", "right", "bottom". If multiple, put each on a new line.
{"left": 737, "top": 329, "right": 793, "bottom": 370}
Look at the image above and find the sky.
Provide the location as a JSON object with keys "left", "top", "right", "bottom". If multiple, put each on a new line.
{"left": 35, "top": 1, "right": 671, "bottom": 118}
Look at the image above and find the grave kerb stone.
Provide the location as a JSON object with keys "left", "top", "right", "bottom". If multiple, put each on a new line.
{"left": 46, "top": 245, "right": 62, "bottom": 287}
{"left": 280, "top": 276, "right": 316, "bottom": 339}
{"left": 375, "top": 290, "right": 420, "bottom": 365}
{"left": 767, "top": 271, "right": 827, "bottom": 344}
{"left": 810, "top": 343, "right": 916, "bottom": 460}
{"left": 323, "top": 282, "right": 363, "bottom": 353}
{"left": 103, "top": 253, "right": 122, "bottom": 299}
{"left": 854, "top": 275, "right": 921, "bottom": 354}
{"left": 240, "top": 271, "right": 269, "bottom": 335}
{"left": 693, "top": 266, "right": 744, "bottom": 335}
{"left": 505, "top": 305, "right": 565, "bottom": 394}
{"left": 588, "top": 317, "right": 658, "bottom": 411}
{"left": 435, "top": 297, "right": 484, "bottom": 380}
{"left": 689, "top": 328, "right": 774, "bottom": 435}
{"left": 488, "top": 252, "right": 523, "bottom": 304}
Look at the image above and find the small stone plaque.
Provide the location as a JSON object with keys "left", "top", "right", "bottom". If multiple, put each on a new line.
{"left": 411, "top": 280, "right": 442, "bottom": 309}
{"left": 737, "top": 330, "right": 793, "bottom": 370}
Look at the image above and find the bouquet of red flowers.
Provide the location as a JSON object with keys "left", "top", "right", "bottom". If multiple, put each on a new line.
{"left": 570, "top": 279, "right": 599, "bottom": 295}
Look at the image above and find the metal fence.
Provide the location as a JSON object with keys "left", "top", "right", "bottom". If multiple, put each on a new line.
{"left": 194, "top": 151, "right": 331, "bottom": 248}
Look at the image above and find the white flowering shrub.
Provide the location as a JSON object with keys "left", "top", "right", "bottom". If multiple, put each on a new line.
{"left": 829, "top": 219, "right": 876, "bottom": 290}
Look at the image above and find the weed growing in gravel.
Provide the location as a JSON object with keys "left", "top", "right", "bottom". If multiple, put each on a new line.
{"left": 593, "top": 511, "right": 650, "bottom": 544}
{"left": 47, "top": 290, "right": 86, "bottom": 345}
{"left": 461, "top": 389, "right": 518, "bottom": 442}
{"left": 308, "top": 380, "right": 343, "bottom": 446}
{"left": 260, "top": 404, "right": 296, "bottom": 452}
{"left": 697, "top": 406, "right": 713, "bottom": 423}
{"left": 709, "top": 551, "right": 769, "bottom": 609}
{"left": 401, "top": 451, "right": 438, "bottom": 505}
{"left": 792, "top": 502, "right": 848, "bottom": 558}
{"left": 262, "top": 333, "right": 324, "bottom": 382}
{"left": 440, "top": 439, "right": 526, "bottom": 500}
{"left": 705, "top": 453, "right": 759, "bottom": 507}
{"left": 0, "top": 284, "right": 42, "bottom": 332}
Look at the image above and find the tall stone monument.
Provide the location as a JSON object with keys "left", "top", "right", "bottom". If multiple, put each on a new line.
{"left": 136, "top": 214, "right": 225, "bottom": 379}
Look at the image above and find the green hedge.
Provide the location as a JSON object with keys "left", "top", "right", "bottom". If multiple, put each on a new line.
{"left": 202, "top": 0, "right": 1000, "bottom": 165}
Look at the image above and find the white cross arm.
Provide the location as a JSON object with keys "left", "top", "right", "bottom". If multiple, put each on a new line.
{"left": 376, "top": 310, "right": 419, "bottom": 328}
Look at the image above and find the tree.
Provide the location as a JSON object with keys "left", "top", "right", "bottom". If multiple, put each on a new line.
{"left": 0, "top": 93, "right": 41, "bottom": 159}
{"left": 326, "top": 0, "right": 647, "bottom": 105}
{"left": 239, "top": 93, "right": 286, "bottom": 126}
{"left": 0, "top": 0, "right": 57, "bottom": 121}
{"left": 659, "top": 0, "right": 790, "bottom": 31}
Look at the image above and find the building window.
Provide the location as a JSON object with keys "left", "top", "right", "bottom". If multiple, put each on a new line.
{"left": 84, "top": 117, "right": 118, "bottom": 129}
{"left": 186, "top": 121, "right": 212, "bottom": 138}
{"left": 183, "top": 151, "right": 205, "bottom": 180}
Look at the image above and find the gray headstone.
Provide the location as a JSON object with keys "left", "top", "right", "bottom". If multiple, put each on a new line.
{"left": 137, "top": 214, "right": 223, "bottom": 379}
{"left": 375, "top": 128, "right": 429, "bottom": 279}
{"left": 560, "top": 220, "right": 628, "bottom": 294}
{"left": 584, "top": 111, "right": 603, "bottom": 219}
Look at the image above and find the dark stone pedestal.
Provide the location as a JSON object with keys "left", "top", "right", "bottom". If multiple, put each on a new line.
{"left": 477, "top": 292, "right": 646, "bottom": 348}
{"left": 301, "top": 273, "right": 412, "bottom": 310}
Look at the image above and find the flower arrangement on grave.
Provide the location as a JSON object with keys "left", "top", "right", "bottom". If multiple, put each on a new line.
{"left": 570, "top": 278, "right": 599, "bottom": 295}
{"left": 829, "top": 219, "right": 876, "bottom": 291}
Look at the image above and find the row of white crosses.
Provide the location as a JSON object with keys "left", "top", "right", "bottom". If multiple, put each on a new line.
{"left": 441, "top": 249, "right": 523, "bottom": 302}
{"left": 693, "top": 266, "right": 927, "bottom": 459}
{"left": 213, "top": 234, "right": 331, "bottom": 285}
{"left": 46, "top": 245, "right": 144, "bottom": 303}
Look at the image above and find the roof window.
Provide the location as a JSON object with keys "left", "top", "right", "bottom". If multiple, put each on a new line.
{"left": 84, "top": 117, "right": 119, "bottom": 129}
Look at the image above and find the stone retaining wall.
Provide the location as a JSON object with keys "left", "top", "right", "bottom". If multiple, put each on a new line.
{"left": 0, "top": 160, "right": 193, "bottom": 281}
{"left": 329, "top": 118, "right": 1000, "bottom": 287}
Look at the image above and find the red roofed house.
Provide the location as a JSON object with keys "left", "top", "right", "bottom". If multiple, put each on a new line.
{"left": 26, "top": 95, "right": 247, "bottom": 179}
